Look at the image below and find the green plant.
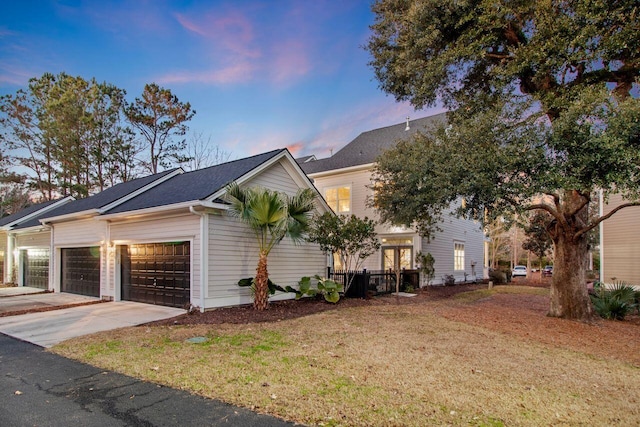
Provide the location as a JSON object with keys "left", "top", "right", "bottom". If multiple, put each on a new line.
{"left": 590, "top": 282, "right": 638, "bottom": 320}
{"left": 237, "top": 277, "right": 288, "bottom": 296}
{"left": 415, "top": 251, "right": 435, "bottom": 286}
{"left": 443, "top": 274, "right": 455, "bottom": 286}
{"left": 287, "top": 276, "right": 344, "bottom": 304}
{"left": 307, "top": 213, "right": 380, "bottom": 293}
{"left": 488, "top": 269, "right": 507, "bottom": 284}
{"left": 226, "top": 182, "right": 316, "bottom": 311}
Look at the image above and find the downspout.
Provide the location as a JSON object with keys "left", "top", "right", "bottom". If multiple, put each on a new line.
{"left": 189, "top": 206, "right": 207, "bottom": 312}
{"left": 6, "top": 232, "right": 15, "bottom": 284}
{"left": 599, "top": 189, "right": 604, "bottom": 284}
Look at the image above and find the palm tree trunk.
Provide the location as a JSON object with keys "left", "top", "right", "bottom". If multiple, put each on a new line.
{"left": 254, "top": 251, "right": 269, "bottom": 311}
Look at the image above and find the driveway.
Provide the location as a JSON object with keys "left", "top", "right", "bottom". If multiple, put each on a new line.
{"left": 0, "top": 334, "right": 294, "bottom": 426}
{"left": 0, "top": 300, "right": 184, "bottom": 347}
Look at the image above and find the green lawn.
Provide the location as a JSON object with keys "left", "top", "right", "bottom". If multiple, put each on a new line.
{"left": 53, "top": 288, "right": 640, "bottom": 426}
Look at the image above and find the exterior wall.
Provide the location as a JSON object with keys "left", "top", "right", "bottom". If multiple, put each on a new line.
{"left": 206, "top": 161, "right": 327, "bottom": 308}
{"left": 311, "top": 167, "right": 485, "bottom": 284}
{"left": 206, "top": 214, "right": 326, "bottom": 308}
{"left": 602, "top": 193, "right": 640, "bottom": 285}
{"left": 245, "top": 161, "right": 301, "bottom": 195}
{"left": 15, "top": 229, "right": 51, "bottom": 248}
{"left": 108, "top": 212, "right": 201, "bottom": 302}
{"left": 51, "top": 219, "right": 107, "bottom": 294}
{"left": 421, "top": 209, "right": 485, "bottom": 285}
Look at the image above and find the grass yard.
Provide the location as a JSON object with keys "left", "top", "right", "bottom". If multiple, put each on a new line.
{"left": 52, "top": 286, "right": 640, "bottom": 426}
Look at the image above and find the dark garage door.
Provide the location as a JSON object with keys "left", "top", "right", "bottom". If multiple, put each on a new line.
{"left": 61, "top": 247, "right": 101, "bottom": 297}
{"left": 121, "top": 242, "right": 190, "bottom": 308}
{"left": 22, "top": 249, "right": 49, "bottom": 289}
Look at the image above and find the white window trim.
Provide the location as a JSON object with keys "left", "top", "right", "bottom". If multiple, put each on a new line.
{"left": 454, "top": 241, "right": 465, "bottom": 271}
{"left": 324, "top": 184, "right": 352, "bottom": 214}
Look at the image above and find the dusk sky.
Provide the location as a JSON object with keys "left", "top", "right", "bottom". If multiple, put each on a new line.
{"left": 0, "top": 0, "right": 444, "bottom": 162}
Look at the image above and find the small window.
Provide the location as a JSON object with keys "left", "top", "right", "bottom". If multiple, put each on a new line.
{"left": 454, "top": 242, "right": 465, "bottom": 271}
{"left": 325, "top": 186, "right": 351, "bottom": 213}
{"left": 332, "top": 253, "right": 344, "bottom": 270}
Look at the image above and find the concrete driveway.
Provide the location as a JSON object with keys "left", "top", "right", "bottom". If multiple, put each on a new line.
{"left": 0, "top": 299, "right": 184, "bottom": 347}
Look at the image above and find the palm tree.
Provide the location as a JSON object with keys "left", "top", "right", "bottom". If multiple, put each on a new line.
{"left": 225, "top": 182, "right": 316, "bottom": 310}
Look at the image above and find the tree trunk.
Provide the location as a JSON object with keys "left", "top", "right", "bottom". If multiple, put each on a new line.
{"left": 547, "top": 191, "right": 595, "bottom": 321}
{"left": 254, "top": 252, "right": 269, "bottom": 311}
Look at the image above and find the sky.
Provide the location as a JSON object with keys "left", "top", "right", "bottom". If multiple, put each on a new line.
{"left": 0, "top": 0, "right": 444, "bottom": 163}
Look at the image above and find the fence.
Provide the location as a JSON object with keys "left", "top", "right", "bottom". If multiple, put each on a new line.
{"left": 328, "top": 267, "right": 420, "bottom": 298}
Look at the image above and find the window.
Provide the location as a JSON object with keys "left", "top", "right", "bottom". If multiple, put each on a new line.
{"left": 454, "top": 242, "right": 465, "bottom": 271}
{"left": 325, "top": 186, "right": 351, "bottom": 213}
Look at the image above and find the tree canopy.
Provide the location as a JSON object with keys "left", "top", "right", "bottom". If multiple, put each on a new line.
{"left": 367, "top": 0, "right": 640, "bottom": 320}
{"left": 125, "top": 83, "right": 195, "bottom": 174}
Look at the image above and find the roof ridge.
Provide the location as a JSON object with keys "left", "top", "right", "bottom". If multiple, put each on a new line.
{"left": 181, "top": 148, "right": 285, "bottom": 174}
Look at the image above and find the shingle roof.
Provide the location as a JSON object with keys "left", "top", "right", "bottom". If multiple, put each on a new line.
{"left": 0, "top": 198, "right": 66, "bottom": 227}
{"left": 300, "top": 113, "right": 447, "bottom": 174}
{"left": 104, "top": 149, "right": 285, "bottom": 215}
{"left": 13, "top": 169, "right": 178, "bottom": 229}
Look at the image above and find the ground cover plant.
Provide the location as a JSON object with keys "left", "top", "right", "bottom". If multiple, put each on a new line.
{"left": 52, "top": 284, "right": 640, "bottom": 426}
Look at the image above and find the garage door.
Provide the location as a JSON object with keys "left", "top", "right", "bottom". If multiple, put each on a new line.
{"left": 61, "top": 247, "right": 101, "bottom": 297}
{"left": 121, "top": 242, "right": 190, "bottom": 308}
{"left": 22, "top": 249, "right": 49, "bottom": 289}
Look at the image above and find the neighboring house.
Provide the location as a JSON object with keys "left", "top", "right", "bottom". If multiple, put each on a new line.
{"left": 0, "top": 197, "right": 74, "bottom": 285}
{"left": 4, "top": 149, "right": 329, "bottom": 310}
{"left": 600, "top": 193, "right": 640, "bottom": 286}
{"left": 300, "top": 114, "right": 486, "bottom": 284}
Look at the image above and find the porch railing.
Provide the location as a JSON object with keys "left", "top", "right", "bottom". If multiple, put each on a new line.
{"left": 327, "top": 267, "right": 420, "bottom": 298}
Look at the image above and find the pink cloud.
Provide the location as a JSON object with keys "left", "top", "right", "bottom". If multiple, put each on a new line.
{"left": 285, "top": 142, "right": 305, "bottom": 155}
{"left": 157, "top": 62, "right": 255, "bottom": 85}
{"left": 269, "top": 40, "right": 311, "bottom": 84}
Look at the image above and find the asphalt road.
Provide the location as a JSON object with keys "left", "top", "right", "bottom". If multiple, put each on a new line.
{"left": 0, "top": 334, "right": 297, "bottom": 426}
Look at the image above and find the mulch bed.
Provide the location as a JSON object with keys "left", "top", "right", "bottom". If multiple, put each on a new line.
{"left": 145, "top": 280, "right": 640, "bottom": 367}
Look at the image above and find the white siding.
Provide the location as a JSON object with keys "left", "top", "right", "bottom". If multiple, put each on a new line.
{"left": 206, "top": 214, "right": 326, "bottom": 307}
{"left": 311, "top": 168, "right": 485, "bottom": 284}
{"left": 53, "top": 219, "right": 106, "bottom": 246}
{"left": 421, "top": 209, "right": 485, "bottom": 284}
{"left": 245, "top": 161, "right": 300, "bottom": 196}
{"left": 109, "top": 213, "right": 201, "bottom": 301}
{"left": 15, "top": 230, "right": 51, "bottom": 248}
{"left": 602, "top": 193, "right": 640, "bottom": 285}
{"left": 312, "top": 168, "right": 378, "bottom": 223}
{"left": 206, "top": 161, "right": 327, "bottom": 308}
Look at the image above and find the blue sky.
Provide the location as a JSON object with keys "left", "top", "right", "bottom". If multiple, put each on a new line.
{"left": 0, "top": 0, "right": 443, "bottom": 161}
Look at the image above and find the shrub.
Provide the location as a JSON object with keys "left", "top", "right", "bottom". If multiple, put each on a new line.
{"left": 443, "top": 274, "right": 456, "bottom": 286}
{"left": 590, "top": 282, "right": 638, "bottom": 320}
{"left": 287, "top": 276, "right": 344, "bottom": 304}
{"left": 489, "top": 269, "right": 507, "bottom": 284}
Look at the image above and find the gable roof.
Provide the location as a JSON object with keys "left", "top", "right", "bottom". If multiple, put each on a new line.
{"left": 301, "top": 113, "right": 447, "bottom": 175}
{"left": 0, "top": 197, "right": 72, "bottom": 229}
{"left": 13, "top": 169, "right": 179, "bottom": 229}
{"left": 104, "top": 149, "right": 286, "bottom": 215}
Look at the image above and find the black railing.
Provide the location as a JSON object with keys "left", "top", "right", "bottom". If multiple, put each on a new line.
{"left": 328, "top": 267, "right": 420, "bottom": 298}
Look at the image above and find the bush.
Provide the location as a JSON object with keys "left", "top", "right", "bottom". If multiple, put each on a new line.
{"left": 590, "top": 282, "right": 638, "bottom": 320}
{"left": 489, "top": 269, "right": 507, "bottom": 284}
{"left": 443, "top": 274, "right": 456, "bottom": 286}
{"left": 288, "top": 276, "right": 344, "bottom": 304}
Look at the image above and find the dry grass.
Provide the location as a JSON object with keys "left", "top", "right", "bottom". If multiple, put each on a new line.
{"left": 53, "top": 288, "right": 640, "bottom": 426}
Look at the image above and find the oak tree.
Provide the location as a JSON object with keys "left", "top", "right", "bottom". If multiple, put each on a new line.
{"left": 368, "top": 0, "right": 640, "bottom": 320}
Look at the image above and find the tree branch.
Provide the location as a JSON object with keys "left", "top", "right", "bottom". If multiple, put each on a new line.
{"left": 574, "top": 201, "right": 640, "bottom": 240}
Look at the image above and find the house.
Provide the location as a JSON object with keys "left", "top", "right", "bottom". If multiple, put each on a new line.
{"left": 0, "top": 197, "right": 74, "bottom": 286}
{"left": 300, "top": 114, "right": 486, "bottom": 284}
{"left": 3, "top": 149, "right": 330, "bottom": 309}
{"left": 600, "top": 193, "right": 640, "bottom": 286}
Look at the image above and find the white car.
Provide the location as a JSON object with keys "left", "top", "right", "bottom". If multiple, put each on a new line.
{"left": 512, "top": 265, "right": 527, "bottom": 277}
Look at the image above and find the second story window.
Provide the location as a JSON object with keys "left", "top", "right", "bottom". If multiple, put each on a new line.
{"left": 325, "top": 186, "right": 351, "bottom": 213}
